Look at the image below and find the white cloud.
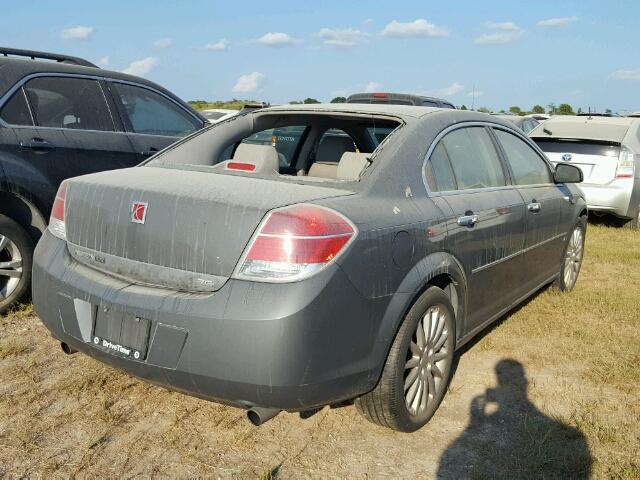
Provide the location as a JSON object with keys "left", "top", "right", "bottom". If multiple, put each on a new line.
{"left": 61, "top": 26, "right": 94, "bottom": 40}
{"left": 204, "top": 39, "right": 228, "bottom": 51}
{"left": 468, "top": 89, "right": 485, "bottom": 97}
{"left": 363, "top": 18, "right": 374, "bottom": 25}
{"left": 255, "top": 32, "right": 299, "bottom": 47}
{"left": 382, "top": 19, "right": 449, "bottom": 38}
{"left": 475, "top": 21, "right": 524, "bottom": 45}
{"left": 122, "top": 57, "right": 159, "bottom": 76}
{"left": 153, "top": 38, "right": 172, "bottom": 49}
{"left": 232, "top": 72, "right": 265, "bottom": 93}
{"left": 318, "top": 27, "right": 369, "bottom": 48}
{"left": 364, "top": 81, "right": 382, "bottom": 93}
{"left": 537, "top": 16, "right": 578, "bottom": 27}
{"left": 97, "top": 56, "right": 109, "bottom": 66}
{"left": 609, "top": 69, "right": 640, "bottom": 81}
{"left": 439, "top": 82, "right": 465, "bottom": 96}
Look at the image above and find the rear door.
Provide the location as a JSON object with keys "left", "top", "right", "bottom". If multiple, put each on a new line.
{"left": 424, "top": 125, "right": 526, "bottom": 334}
{"left": 493, "top": 128, "right": 568, "bottom": 289}
{"left": 4, "top": 76, "right": 137, "bottom": 211}
{"left": 106, "top": 81, "right": 203, "bottom": 162}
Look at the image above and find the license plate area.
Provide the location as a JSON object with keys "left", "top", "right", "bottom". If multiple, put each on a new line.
{"left": 91, "top": 309, "right": 151, "bottom": 361}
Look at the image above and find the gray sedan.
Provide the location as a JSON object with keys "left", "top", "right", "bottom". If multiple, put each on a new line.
{"left": 32, "top": 104, "right": 586, "bottom": 432}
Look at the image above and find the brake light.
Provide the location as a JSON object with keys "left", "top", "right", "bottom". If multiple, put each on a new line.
{"left": 234, "top": 204, "right": 356, "bottom": 282}
{"left": 227, "top": 162, "right": 256, "bottom": 171}
{"left": 49, "top": 180, "right": 69, "bottom": 240}
{"left": 616, "top": 146, "right": 635, "bottom": 179}
{"left": 372, "top": 92, "right": 389, "bottom": 98}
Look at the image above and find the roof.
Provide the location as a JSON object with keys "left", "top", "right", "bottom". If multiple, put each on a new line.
{"left": 529, "top": 115, "right": 637, "bottom": 143}
{"left": 493, "top": 114, "right": 526, "bottom": 126}
{"left": 258, "top": 102, "right": 444, "bottom": 119}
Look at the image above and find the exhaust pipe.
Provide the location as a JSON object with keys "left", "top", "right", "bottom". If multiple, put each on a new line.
{"left": 246, "top": 407, "right": 281, "bottom": 426}
{"left": 60, "top": 342, "right": 78, "bottom": 355}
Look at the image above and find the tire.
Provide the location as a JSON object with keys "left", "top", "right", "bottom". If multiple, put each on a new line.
{"left": 0, "top": 215, "right": 33, "bottom": 315}
{"left": 554, "top": 216, "right": 586, "bottom": 292}
{"left": 355, "top": 286, "right": 456, "bottom": 432}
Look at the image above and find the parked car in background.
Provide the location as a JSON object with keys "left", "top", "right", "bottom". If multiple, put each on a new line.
{"left": 200, "top": 108, "right": 239, "bottom": 124}
{"left": 530, "top": 115, "right": 640, "bottom": 228}
{"left": 492, "top": 114, "right": 540, "bottom": 134}
{"left": 347, "top": 92, "right": 455, "bottom": 109}
{"left": 0, "top": 47, "right": 207, "bottom": 313}
{"left": 33, "top": 104, "right": 586, "bottom": 432}
{"left": 628, "top": 112, "right": 640, "bottom": 118}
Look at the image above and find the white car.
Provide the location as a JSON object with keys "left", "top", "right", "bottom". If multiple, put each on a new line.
{"left": 530, "top": 116, "right": 640, "bottom": 228}
{"left": 200, "top": 108, "right": 239, "bottom": 124}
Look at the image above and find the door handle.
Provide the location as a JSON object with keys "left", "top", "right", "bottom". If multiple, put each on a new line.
{"left": 457, "top": 214, "right": 479, "bottom": 227}
{"left": 20, "top": 138, "right": 55, "bottom": 152}
{"left": 141, "top": 147, "right": 159, "bottom": 157}
{"left": 527, "top": 202, "right": 541, "bottom": 213}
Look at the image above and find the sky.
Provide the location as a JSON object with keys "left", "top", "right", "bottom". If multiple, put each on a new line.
{"left": 2, "top": 0, "right": 639, "bottom": 112}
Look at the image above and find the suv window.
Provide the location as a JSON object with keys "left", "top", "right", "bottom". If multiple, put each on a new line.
{"left": 494, "top": 129, "right": 552, "bottom": 185}
{"left": 111, "top": 82, "right": 200, "bottom": 137}
{"left": 24, "top": 77, "right": 114, "bottom": 131}
{"left": 441, "top": 127, "right": 506, "bottom": 190}
{"left": 0, "top": 89, "right": 33, "bottom": 126}
{"left": 425, "top": 142, "right": 457, "bottom": 192}
{"left": 241, "top": 126, "right": 307, "bottom": 168}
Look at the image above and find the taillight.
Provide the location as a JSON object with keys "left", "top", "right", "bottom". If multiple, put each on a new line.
{"left": 616, "top": 146, "right": 635, "bottom": 179}
{"left": 234, "top": 204, "right": 356, "bottom": 282}
{"left": 49, "top": 180, "right": 69, "bottom": 240}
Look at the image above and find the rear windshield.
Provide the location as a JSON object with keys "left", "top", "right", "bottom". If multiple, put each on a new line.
{"left": 534, "top": 139, "right": 621, "bottom": 157}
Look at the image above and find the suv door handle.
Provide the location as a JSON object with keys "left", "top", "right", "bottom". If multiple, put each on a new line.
{"left": 20, "top": 138, "right": 55, "bottom": 152}
{"left": 141, "top": 147, "right": 159, "bottom": 157}
{"left": 457, "top": 214, "right": 479, "bottom": 227}
{"left": 527, "top": 202, "right": 541, "bottom": 213}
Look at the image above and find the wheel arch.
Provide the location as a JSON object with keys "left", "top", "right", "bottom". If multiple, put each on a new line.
{"left": 0, "top": 190, "right": 47, "bottom": 242}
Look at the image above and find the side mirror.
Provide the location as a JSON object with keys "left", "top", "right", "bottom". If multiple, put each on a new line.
{"left": 554, "top": 163, "right": 583, "bottom": 184}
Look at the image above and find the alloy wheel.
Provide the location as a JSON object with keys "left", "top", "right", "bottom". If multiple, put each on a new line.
{"left": 563, "top": 226, "right": 584, "bottom": 289}
{"left": 0, "top": 234, "right": 23, "bottom": 300}
{"left": 404, "top": 305, "right": 451, "bottom": 416}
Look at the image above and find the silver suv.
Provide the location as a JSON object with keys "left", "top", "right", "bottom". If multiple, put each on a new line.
{"left": 531, "top": 116, "right": 640, "bottom": 228}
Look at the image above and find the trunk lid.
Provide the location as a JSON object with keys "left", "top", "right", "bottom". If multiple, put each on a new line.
{"left": 64, "top": 167, "right": 354, "bottom": 291}
{"left": 534, "top": 139, "right": 621, "bottom": 185}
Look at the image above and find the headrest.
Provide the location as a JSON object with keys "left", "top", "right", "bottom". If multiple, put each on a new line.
{"left": 229, "top": 143, "right": 279, "bottom": 173}
{"left": 337, "top": 152, "right": 370, "bottom": 180}
{"left": 316, "top": 135, "right": 356, "bottom": 163}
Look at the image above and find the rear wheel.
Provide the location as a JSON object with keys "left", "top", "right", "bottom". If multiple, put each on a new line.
{"left": 554, "top": 217, "right": 586, "bottom": 292}
{"left": 0, "top": 215, "right": 33, "bottom": 315}
{"left": 355, "top": 287, "right": 455, "bottom": 432}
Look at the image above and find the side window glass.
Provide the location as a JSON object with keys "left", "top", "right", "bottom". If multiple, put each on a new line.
{"left": 0, "top": 89, "right": 33, "bottom": 126}
{"left": 442, "top": 127, "right": 506, "bottom": 190}
{"left": 494, "top": 129, "right": 552, "bottom": 185}
{"left": 24, "top": 77, "right": 114, "bottom": 131}
{"left": 241, "top": 126, "right": 307, "bottom": 168}
{"left": 425, "top": 142, "right": 457, "bottom": 192}
{"left": 112, "top": 83, "right": 200, "bottom": 137}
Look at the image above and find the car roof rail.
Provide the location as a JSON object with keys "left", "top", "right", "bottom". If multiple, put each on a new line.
{"left": 0, "top": 47, "right": 98, "bottom": 68}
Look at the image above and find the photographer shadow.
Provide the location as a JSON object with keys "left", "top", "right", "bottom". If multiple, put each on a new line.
{"left": 437, "top": 359, "right": 592, "bottom": 479}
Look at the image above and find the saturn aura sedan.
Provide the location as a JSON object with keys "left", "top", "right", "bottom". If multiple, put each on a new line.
{"left": 33, "top": 104, "right": 586, "bottom": 432}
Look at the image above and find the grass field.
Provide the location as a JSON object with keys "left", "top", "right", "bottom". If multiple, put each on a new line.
{"left": 0, "top": 224, "right": 638, "bottom": 478}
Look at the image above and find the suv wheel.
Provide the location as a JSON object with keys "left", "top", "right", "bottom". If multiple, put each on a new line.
{"left": 355, "top": 286, "right": 455, "bottom": 432}
{"left": 554, "top": 217, "right": 586, "bottom": 292}
{"left": 0, "top": 215, "right": 33, "bottom": 315}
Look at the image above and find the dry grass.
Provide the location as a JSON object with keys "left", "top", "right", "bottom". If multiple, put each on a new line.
{"left": 0, "top": 224, "right": 638, "bottom": 478}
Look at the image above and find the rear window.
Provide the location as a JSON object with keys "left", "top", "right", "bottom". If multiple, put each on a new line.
{"left": 534, "top": 139, "right": 621, "bottom": 157}
{"left": 241, "top": 126, "right": 307, "bottom": 168}
{"left": 366, "top": 126, "right": 395, "bottom": 146}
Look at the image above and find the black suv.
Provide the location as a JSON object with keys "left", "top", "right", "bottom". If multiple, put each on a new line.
{"left": 346, "top": 92, "right": 456, "bottom": 109}
{"left": 0, "top": 48, "right": 207, "bottom": 313}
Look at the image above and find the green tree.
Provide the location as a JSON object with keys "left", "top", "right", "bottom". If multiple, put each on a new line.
{"left": 532, "top": 105, "right": 545, "bottom": 114}
{"left": 605, "top": 108, "right": 612, "bottom": 115}
{"left": 303, "top": 97, "right": 320, "bottom": 104}
{"left": 477, "top": 107, "right": 491, "bottom": 113}
{"left": 557, "top": 103, "right": 574, "bottom": 115}
{"left": 289, "top": 100, "right": 303, "bottom": 104}
{"left": 547, "top": 103, "right": 556, "bottom": 115}
{"left": 509, "top": 106, "right": 522, "bottom": 115}
{"left": 460, "top": 104, "right": 468, "bottom": 110}
{"left": 330, "top": 96, "right": 347, "bottom": 103}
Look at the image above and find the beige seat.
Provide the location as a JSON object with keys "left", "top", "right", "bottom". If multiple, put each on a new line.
{"left": 337, "top": 152, "right": 369, "bottom": 180}
{"left": 307, "top": 135, "right": 357, "bottom": 178}
{"left": 227, "top": 143, "right": 279, "bottom": 173}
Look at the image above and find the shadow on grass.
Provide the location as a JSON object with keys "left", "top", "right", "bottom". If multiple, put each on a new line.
{"left": 438, "top": 291, "right": 593, "bottom": 478}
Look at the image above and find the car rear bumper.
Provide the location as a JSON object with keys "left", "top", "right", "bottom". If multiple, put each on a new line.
{"left": 32, "top": 231, "right": 384, "bottom": 411}
{"left": 578, "top": 179, "right": 635, "bottom": 217}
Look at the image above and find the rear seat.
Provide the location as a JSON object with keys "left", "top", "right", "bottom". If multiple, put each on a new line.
{"left": 307, "top": 152, "right": 370, "bottom": 181}
{"left": 308, "top": 135, "right": 356, "bottom": 179}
